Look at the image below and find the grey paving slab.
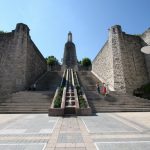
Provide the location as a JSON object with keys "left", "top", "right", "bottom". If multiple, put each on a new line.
{"left": 115, "top": 112, "right": 150, "bottom": 130}
{"left": 81, "top": 114, "right": 138, "bottom": 133}
{"left": 0, "top": 143, "right": 46, "bottom": 150}
{"left": 0, "top": 114, "right": 59, "bottom": 135}
{"left": 57, "top": 133, "right": 83, "bottom": 143}
{"left": 95, "top": 141, "right": 150, "bottom": 150}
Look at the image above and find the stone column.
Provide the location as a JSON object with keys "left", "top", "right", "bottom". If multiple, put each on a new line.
{"left": 109, "top": 25, "right": 127, "bottom": 93}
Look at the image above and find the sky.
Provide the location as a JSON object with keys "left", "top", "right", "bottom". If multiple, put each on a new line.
{"left": 0, "top": 0, "right": 150, "bottom": 62}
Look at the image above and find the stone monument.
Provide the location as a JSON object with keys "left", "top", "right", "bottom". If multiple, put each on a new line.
{"left": 62, "top": 32, "right": 78, "bottom": 70}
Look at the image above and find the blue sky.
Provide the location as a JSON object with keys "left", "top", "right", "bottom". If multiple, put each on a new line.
{"left": 0, "top": 0, "right": 150, "bottom": 62}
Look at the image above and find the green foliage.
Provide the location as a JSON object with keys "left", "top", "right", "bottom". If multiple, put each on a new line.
{"left": 46, "top": 56, "right": 59, "bottom": 66}
{"left": 141, "top": 83, "right": 150, "bottom": 93}
{"left": 54, "top": 87, "right": 63, "bottom": 108}
{"left": 77, "top": 60, "right": 82, "bottom": 64}
{"left": 133, "top": 83, "right": 150, "bottom": 100}
{"left": 76, "top": 86, "right": 86, "bottom": 108}
{"left": 54, "top": 96, "right": 61, "bottom": 108}
{"left": 78, "top": 95, "right": 87, "bottom": 108}
{"left": 0, "top": 30, "right": 5, "bottom": 34}
{"left": 76, "top": 85, "right": 82, "bottom": 95}
{"left": 81, "top": 57, "right": 91, "bottom": 67}
{"left": 133, "top": 34, "right": 142, "bottom": 36}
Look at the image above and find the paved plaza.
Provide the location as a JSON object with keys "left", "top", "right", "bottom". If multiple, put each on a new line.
{"left": 0, "top": 113, "right": 149, "bottom": 150}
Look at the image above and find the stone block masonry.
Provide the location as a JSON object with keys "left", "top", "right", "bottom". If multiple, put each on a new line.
{"left": 141, "top": 28, "right": 150, "bottom": 79}
{"left": 0, "top": 23, "right": 47, "bottom": 97}
{"left": 92, "top": 25, "right": 150, "bottom": 93}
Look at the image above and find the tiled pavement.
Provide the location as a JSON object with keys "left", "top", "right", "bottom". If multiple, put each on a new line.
{"left": 0, "top": 113, "right": 149, "bottom": 150}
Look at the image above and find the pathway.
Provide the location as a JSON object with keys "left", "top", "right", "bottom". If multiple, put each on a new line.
{"left": 0, "top": 112, "right": 149, "bottom": 150}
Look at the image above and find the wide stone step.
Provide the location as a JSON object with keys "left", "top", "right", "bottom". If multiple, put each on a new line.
{"left": 4, "top": 99, "right": 51, "bottom": 103}
{"left": 89, "top": 104, "right": 150, "bottom": 108}
{"left": 0, "top": 110, "right": 48, "bottom": 114}
{"left": 0, "top": 101, "right": 50, "bottom": 106}
{"left": 92, "top": 109, "right": 150, "bottom": 113}
{"left": 92, "top": 105, "right": 150, "bottom": 108}
{"left": 0, "top": 90, "right": 53, "bottom": 113}
{"left": 88, "top": 100, "right": 150, "bottom": 105}
{"left": 0, "top": 104, "right": 50, "bottom": 108}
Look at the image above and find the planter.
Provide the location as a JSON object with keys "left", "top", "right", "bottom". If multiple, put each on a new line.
{"left": 76, "top": 107, "right": 92, "bottom": 116}
{"left": 48, "top": 108, "right": 64, "bottom": 116}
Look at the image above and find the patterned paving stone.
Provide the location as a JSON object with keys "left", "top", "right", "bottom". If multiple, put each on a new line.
{"left": 0, "top": 143, "right": 46, "bottom": 150}
{"left": 0, "top": 113, "right": 149, "bottom": 149}
{"left": 116, "top": 112, "right": 150, "bottom": 130}
{"left": 57, "top": 133, "right": 83, "bottom": 143}
{"left": 0, "top": 114, "right": 59, "bottom": 135}
{"left": 81, "top": 114, "right": 139, "bottom": 133}
{"left": 95, "top": 141, "right": 150, "bottom": 150}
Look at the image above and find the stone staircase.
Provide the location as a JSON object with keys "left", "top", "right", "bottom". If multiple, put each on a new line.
{"left": 36, "top": 71, "right": 63, "bottom": 91}
{"left": 77, "top": 71, "right": 150, "bottom": 113}
{"left": 0, "top": 91, "right": 52, "bottom": 113}
{"left": 0, "top": 71, "right": 63, "bottom": 113}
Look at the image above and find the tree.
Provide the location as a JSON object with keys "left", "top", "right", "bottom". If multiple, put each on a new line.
{"left": 46, "top": 56, "right": 59, "bottom": 66}
{"left": 0, "top": 30, "right": 5, "bottom": 33}
{"left": 81, "top": 57, "right": 91, "bottom": 67}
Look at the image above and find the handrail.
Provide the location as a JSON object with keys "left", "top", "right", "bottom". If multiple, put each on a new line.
{"left": 60, "top": 70, "right": 66, "bottom": 87}
{"left": 61, "top": 69, "right": 68, "bottom": 108}
{"left": 71, "top": 69, "right": 75, "bottom": 86}
{"left": 74, "top": 70, "right": 90, "bottom": 109}
{"left": 91, "top": 70, "right": 115, "bottom": 92}
{"left": 74, "top": 71, "right": 80, "bottom": 86}
{"left": 50, "top": 87, "right": 60, "bottom": 108}
{"left": 34, "top": 71, "right": 49, "bottom": 84}
{"left": 71, "top": 69, "right": 79, "bottom": 108}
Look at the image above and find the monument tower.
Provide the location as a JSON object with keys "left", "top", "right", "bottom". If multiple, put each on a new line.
{"left": 62, "top": 32, "right": 78, "bottom": 70}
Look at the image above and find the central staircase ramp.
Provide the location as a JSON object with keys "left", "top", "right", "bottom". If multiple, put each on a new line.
{"left": 49, "top": 69, "right": 91, "bottom": 116}
{"left": 64, "top": 69, "right": 79, "bottom": 115}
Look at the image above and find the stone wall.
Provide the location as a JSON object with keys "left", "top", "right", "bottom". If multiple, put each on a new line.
{"left": 122, "top": 33, "right": 149, "bottom": 92}
{"left": 140, "top": 29, "right": 150, "bottom": 79}
{"left": 0, "top": 23, "right": 47, "bottom": 97}
{"left": 26, "top": 39, "right": 47, "bottom": 87}
{"left": 92, "top": 25, "right": 150, "bottom": 93}
{"left": 92, "top": 41, "right": 114, "bottom": 91}
{"left": 0, "top": 32, "right": 16, "bottom": 97}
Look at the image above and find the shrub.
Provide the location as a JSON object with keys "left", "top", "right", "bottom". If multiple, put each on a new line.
{"left": 54, "top": 96, "right": 61, "bottom": 108}
{"left": 54, "top": 88, "right": 63, "bottom": 108}
{"left": 133, "top": 83, "right": 150, "bottom": 100}
{"left": 76, "top": 86, "right": 82, "bottom": 95}
{"left": 141, "top": 83, "right": 150, "bottom": 93}
{"left": 79, "top": 96, "right": 87, "bottom": 108}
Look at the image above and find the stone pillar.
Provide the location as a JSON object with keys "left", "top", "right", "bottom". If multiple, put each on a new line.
{"left": 109, "top": 25, "right": 127, "bottom": 93}
{"left": 13, "top": 23, "right": 29, "bottom": 91}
